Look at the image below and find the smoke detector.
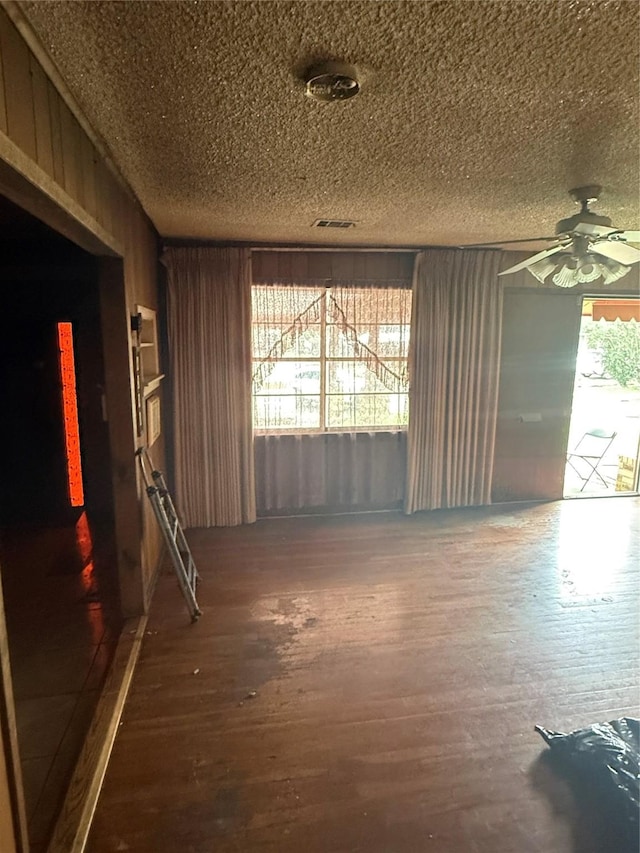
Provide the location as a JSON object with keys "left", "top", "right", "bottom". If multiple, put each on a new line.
{"left": 304, "top": 61, "right": 360, "bottom": 102}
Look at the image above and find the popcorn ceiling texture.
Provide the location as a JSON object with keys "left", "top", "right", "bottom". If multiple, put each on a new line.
{"left": 21, "top": 0, "right": 640, "bottom": 246}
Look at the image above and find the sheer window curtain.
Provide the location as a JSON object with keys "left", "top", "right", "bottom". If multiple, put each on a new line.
{"left": 164, "top": 247, "right": 256, "bottom": 527}
{"left": 405, "top": 249, "right": 503, "bottom": 512}
{"left": 251, "top": 281, "right": 411, "bottom": 429}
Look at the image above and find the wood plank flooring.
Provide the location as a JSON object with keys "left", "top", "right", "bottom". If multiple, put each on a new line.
{"left": 0, "top": 514, "right": 121, "bottom": 852}
{"left": 86, "top": 498, "right": 640, "bottom": 853}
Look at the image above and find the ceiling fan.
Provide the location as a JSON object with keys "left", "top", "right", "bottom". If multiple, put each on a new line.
{"left": 465, "top": 186, "right": 640, "bottom": 288}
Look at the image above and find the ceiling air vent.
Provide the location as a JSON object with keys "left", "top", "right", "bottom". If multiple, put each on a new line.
{"left": 312, "top": 219, "right": 356, "bottom": 229}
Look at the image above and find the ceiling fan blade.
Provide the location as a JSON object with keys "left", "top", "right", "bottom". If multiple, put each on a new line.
{"left": 498, "top": 245, "right": 566, "bottom": 276}
{"left": 609, "top": 229, "right": 640, "bottom": 243}
{"left": 572, "top": 222, "right": 617, "bottom": 238}
{"left": 593, "top": 241, "right": 640, "bottom": 265}
{"left": 460, "top": 236, "right": 557, "bottom": 248}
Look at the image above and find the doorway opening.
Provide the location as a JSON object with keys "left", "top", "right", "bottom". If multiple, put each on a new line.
{"left": 564, "top": 297, "right": 640, "bottom": 498}
{"left": 0, "top": 195, "right": 122, "bottom": 849}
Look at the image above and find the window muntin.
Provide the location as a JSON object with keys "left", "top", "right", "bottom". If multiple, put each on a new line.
{"left": 252, "top": 285, "right": 411, "bottom": 432}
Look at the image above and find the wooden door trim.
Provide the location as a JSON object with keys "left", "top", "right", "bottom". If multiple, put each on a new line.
{"left": 0, "top": 152, "right": 147, "bottom": 850}
{"left": 0, "top": 132, "right": 121, "bottom": 256}
{"left": 0, "top": 573, "right": 28, "bottom": 853}
{"left": 99, "top": 257, "right": 146, "bottom": 617}
{"left": 47, "top": 613, "right": 149, "bottom": 853}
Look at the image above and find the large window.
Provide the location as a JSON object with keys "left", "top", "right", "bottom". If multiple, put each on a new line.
{"left": 252, "top": 284, "right": 412, "bottom": 431}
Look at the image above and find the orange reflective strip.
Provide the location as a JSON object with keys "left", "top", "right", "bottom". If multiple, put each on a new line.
{"left": 57, "top": 322, "right": 85, "bottom": 507}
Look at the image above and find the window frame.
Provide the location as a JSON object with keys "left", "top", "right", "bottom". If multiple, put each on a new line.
{"left": 252, "top": 287, "right": 410, "bottom": 434}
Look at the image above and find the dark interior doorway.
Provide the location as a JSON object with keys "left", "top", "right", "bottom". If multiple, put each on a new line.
{"left": 0, "top": 195, "right": 122, "bottom": 851}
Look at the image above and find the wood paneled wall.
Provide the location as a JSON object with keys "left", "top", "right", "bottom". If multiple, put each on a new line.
{"left": 0, "top": 8, "right": 125, "bottom": 252}
{"left": 0, "top": 8, "right": 166, "bottom": 845}
{"left": 493, "top": 288, "right": 582, "bottom": 501}
{"left": 0, "top": 6, "right": 164, "bottom": 599}
{"left": 251, "top": 250, "right": 415, "bottom": 285}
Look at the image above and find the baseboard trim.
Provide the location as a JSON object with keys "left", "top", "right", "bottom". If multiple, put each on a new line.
{"left": 47, "top": 613, "right": 148, "bottom": 853}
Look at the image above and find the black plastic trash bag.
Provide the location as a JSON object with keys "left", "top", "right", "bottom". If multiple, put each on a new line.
{"left": 535, "top": 717, "right": 639, "bottom": 844}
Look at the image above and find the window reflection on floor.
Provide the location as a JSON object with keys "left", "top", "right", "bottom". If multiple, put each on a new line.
{"left": 556, "top": 498, "right": 634, "bottom": 601}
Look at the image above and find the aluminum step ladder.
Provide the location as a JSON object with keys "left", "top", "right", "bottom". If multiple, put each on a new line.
{"left": 136, "top": 447, "right": 201, "bottom": 622}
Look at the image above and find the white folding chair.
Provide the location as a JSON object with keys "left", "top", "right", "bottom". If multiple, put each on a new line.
{"left": 566, "top": 428, "right": 617, "bottom": 491}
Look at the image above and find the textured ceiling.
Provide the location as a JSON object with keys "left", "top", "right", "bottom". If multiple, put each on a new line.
{"left": 19, "top": 0, "right": 640, "bottom": 247}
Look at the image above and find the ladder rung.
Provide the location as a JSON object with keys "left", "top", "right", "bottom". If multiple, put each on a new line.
{"left": 137, "top": 446, "right": 202, "bottom": 621}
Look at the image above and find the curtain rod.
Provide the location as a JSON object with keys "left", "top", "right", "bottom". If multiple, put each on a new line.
{"left": 251, "top": 246, "right": 419, "bottom": 254}
{"left": 251, "top": 245, "right": 505, "bottom": 253}
{"left": 253, "top": 278, "right": 411, "bottom": 285}
{"left": 162, "top": 239, "right": 420, "bottom": 253}
{"left": 163, "top": 240, "right": 502, "bottom": 254}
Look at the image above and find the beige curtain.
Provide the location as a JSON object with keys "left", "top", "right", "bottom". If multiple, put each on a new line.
{"left": 405, "top": 249, "right": 503, "bottom": 512}
{"left": 255, "top": 431, "right": 407, "bottom": 513}
{"left": 164, "top": 247, "right": 256, "bottom": 527}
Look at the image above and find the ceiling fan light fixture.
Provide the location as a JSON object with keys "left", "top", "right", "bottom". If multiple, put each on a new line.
{"left": 551, "top": 261, "right": 582, "bottom": 288}
{"left": 576, "top": 256, "right": 602, "bottom": 283}
{"left": 473, "top": 184, "right": 639, "bottom": 286}
{"left": 546, "top": 254, "right": 631, "bottom": 288}
{"left": 600, "top": 257, "right": 632, "bottom": 286}
{"left": 527, "top": 256, "right": 559, "bottom": 283}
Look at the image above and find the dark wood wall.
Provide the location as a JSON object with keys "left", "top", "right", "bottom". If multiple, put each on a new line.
{"left": 0, "top": 7, "right": 164, "bottom": 601}
{"left": 493, "top": 288, "right": 582, "bottom": 501}
{"left": 0, "top": 10, "right": 166, "bottom": 848}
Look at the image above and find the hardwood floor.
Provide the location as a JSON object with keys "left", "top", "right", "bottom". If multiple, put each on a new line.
{"left": 87, "top": 498, "right": 640, "bottom": 853}
{"left": 0, "top": 512, "right": 122, "bottom": 851}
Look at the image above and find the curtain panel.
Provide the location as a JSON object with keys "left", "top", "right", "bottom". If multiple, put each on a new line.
{"left": 255, "top": 431, "right": 407, "bottom": 513}
{"left": 164, "top": 247, "right": 256, "bottom": 527}
{"left": 405, "top": 249, "right": 503, "bottom": 512}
